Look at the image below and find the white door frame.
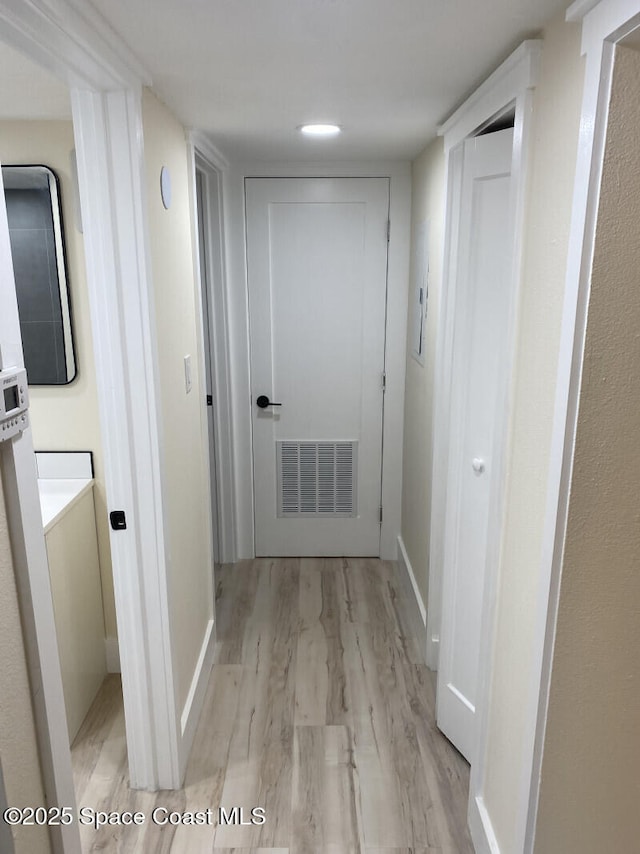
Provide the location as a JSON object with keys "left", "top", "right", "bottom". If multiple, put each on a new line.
{"left": 223, "top": 161, "right": 411, "bottom": 561}
{"left": 427, "top": 41, "right": 541, "bottom": 852}
{"left": 0, "top": 0, "right": 182, "bottom": 818}
{"left": 522, "top": 2, "right": 640, "bottom": 850}
{"left": 187, "top": 133, "right": 236, "bottom": 564}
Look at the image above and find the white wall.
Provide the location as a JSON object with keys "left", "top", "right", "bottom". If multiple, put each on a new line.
{"left": 480, "top": 15, "right": 585, "bottom": 851}
{"left": 0, "top": 120, "right": 116, "bottom": 648}
{"left": 141, "top": 89, "right": 214, "bottom": 713}
{"left": 0, "top": 471, "right": 51, "bottom": 854}
{"left": 534, "top": 43, "right": 640, "bottom": 854}
{"left": 400, "top": 137, "right": 445, "bottom": 611}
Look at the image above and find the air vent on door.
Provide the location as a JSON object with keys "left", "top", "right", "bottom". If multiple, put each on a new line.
{"left": 277, "top": 441, "right": 357, "bottom": 517}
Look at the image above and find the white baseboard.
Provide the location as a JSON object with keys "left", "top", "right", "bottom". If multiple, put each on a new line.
{"left": 179, "top": 619, "right": 216, "bottom": 778}
{"left": 105, "top": 636, "right": 120, "bottom": 673}
{"left": 397, "top": 535, "right": 427, "bottom": 625}
{"left": 469, "top": 794, "right": 501, "bottom": 854}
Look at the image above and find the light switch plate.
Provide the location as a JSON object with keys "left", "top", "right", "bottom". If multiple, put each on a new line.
{"left": 184, "top": 355, "right": 192, "bottom": 394}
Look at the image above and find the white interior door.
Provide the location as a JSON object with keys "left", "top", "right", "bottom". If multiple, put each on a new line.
{"left": 246, "top": 177, "right": 389, "bottom": 557}
{"left": 437, "top": 128, "right": 514, "bottom": 762}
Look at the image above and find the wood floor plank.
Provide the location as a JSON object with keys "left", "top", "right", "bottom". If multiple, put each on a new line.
{"left": 217, "top": 558, "right": 299, "bottom": 671}
{"left": 76, "top": 713, "right": 162, "bottom": 853}
{"left": 339, "top": 562, "right": 471, "bottom": 850}
{"left": 291, "top": 725, "right": 363, "bottom": 853}
{"left": 364, "top": 849, "right": 459, "bottom": 853}
{"left": 214, "top": 561, "right": 262, "bottom": 665}
{"left": 291, "top": 849, "right": 360, "bottom": 854}
{"left": 295, "top": 559, "right": 349, "bottom": 726}
{"left": 212, "top": 849, "right": 289, "bottom": 853}
{"left": 338, "top": 559, "right": 412, "bottom": 677}
{"left": 75, "top": 692, "right": 129, "bottom": 852}
{"left": 213, "top": 737, "right": 293, "bottom": 849}
{"left": 214, "top": 653, "right": 296, "bottom": 847}
{"left": 339, "top": 616, "right": 406, "bottom": 845}
{"left": 170, "top": 665, "right": 245, "bottom": 853}
{"left": 377, "top": 559, "right": 428, "bottom": 665}
{"left": 400, "top": 664, "right": 473, "bottom": 852}
{"left": 71, "top": 673, "right": 124, "bottom": 803}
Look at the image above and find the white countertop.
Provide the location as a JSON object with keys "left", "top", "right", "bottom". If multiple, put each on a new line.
{"left": 38, "top": 478, "right": 94, "bottom": 534}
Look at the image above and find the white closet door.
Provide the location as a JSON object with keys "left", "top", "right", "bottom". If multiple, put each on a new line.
{"left": 437, "top": 129, "right": 514, "bottom": 761}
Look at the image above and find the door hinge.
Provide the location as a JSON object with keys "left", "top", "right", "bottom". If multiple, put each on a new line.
{"left": 387, "top": 219, "right": 391, "bottom": 243}
{"left": 206, "top": 394, "right": 213, "bottom": 406}
{"left": 379, "top": 505, "right": 383, "bottom": 525}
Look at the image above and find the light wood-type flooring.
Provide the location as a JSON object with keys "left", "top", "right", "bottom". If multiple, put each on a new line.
{"left": 71, "top": 558, "right": 474, "bottom": 853}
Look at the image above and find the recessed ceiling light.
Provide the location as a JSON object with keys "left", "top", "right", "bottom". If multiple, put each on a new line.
{"left": 298, "top": 123, "right": 342, "bottom": 137}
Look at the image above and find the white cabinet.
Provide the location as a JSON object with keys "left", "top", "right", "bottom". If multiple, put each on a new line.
{"left": 44, "top": 482, "right": 106, "bottom": 743}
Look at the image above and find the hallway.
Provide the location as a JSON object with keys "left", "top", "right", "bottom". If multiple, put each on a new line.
{"left": 72, "top": 558, "right": 473, "bottom": 852}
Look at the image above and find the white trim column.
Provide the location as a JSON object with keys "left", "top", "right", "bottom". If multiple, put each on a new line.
{"left": 71, "top": 86, "right": 180, "bottom": 790}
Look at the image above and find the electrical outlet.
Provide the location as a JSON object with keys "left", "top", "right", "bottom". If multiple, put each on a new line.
{"left": 184, "top": 355, "right": 192, "bottom": 393}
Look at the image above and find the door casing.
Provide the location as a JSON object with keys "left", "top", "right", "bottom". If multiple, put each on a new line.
{"left": 189, "top": 139, "right": 237, "bottom": 565}
{"left": 220, "top": 161, "right": 411, "bottom": 562}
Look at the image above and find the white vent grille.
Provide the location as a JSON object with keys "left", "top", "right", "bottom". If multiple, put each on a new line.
{"left": 277, "top": 441, "right": 357, "bottom": 517}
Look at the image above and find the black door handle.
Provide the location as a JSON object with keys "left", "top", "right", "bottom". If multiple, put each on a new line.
{"left": 256, "top": 394, "right": 283, "bottom": 409}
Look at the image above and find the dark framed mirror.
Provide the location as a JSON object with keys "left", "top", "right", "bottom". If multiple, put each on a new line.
{"left": 2, "top": 164, "right": 77, "bottom": 384}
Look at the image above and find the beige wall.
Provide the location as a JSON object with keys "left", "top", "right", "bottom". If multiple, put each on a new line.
{"left": 401, "top": 137, "right": 445, "bottom": 607}
{"left": 0, "top": 121, "right": 116, "bottom": 644}
{"left": 142, "top": 89, "right": 213, "bottom": 712}
{"left": 534, "top": 44, "right": 640, "bottom": 854}
{"left": 481, "top": 16, "right": 585, "bottom": 851}
{"left": 0, "top": 471, "right": 51, "bottom": 854}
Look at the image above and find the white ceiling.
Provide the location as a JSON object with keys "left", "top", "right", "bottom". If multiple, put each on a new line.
{"left": 0, "top": 1, "right": 571, "bottom": 157}
{"left": 89, "top": 0, "right": 570, "bottom": 161}
{"left": 0, "top": 41, "right": 71, "bottom": 120}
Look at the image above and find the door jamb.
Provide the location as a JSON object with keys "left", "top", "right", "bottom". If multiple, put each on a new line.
{"left": 522, "top": 1, "right": 640, "bottom": 850}
{"left": 187, "top": 133, "right": 237, "bottom": 564}
{"left": 0, "top": 0, "right": 182, "bottom": 824}
{"left": 428, "top": 40, "right": 541, "bottom": 851}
